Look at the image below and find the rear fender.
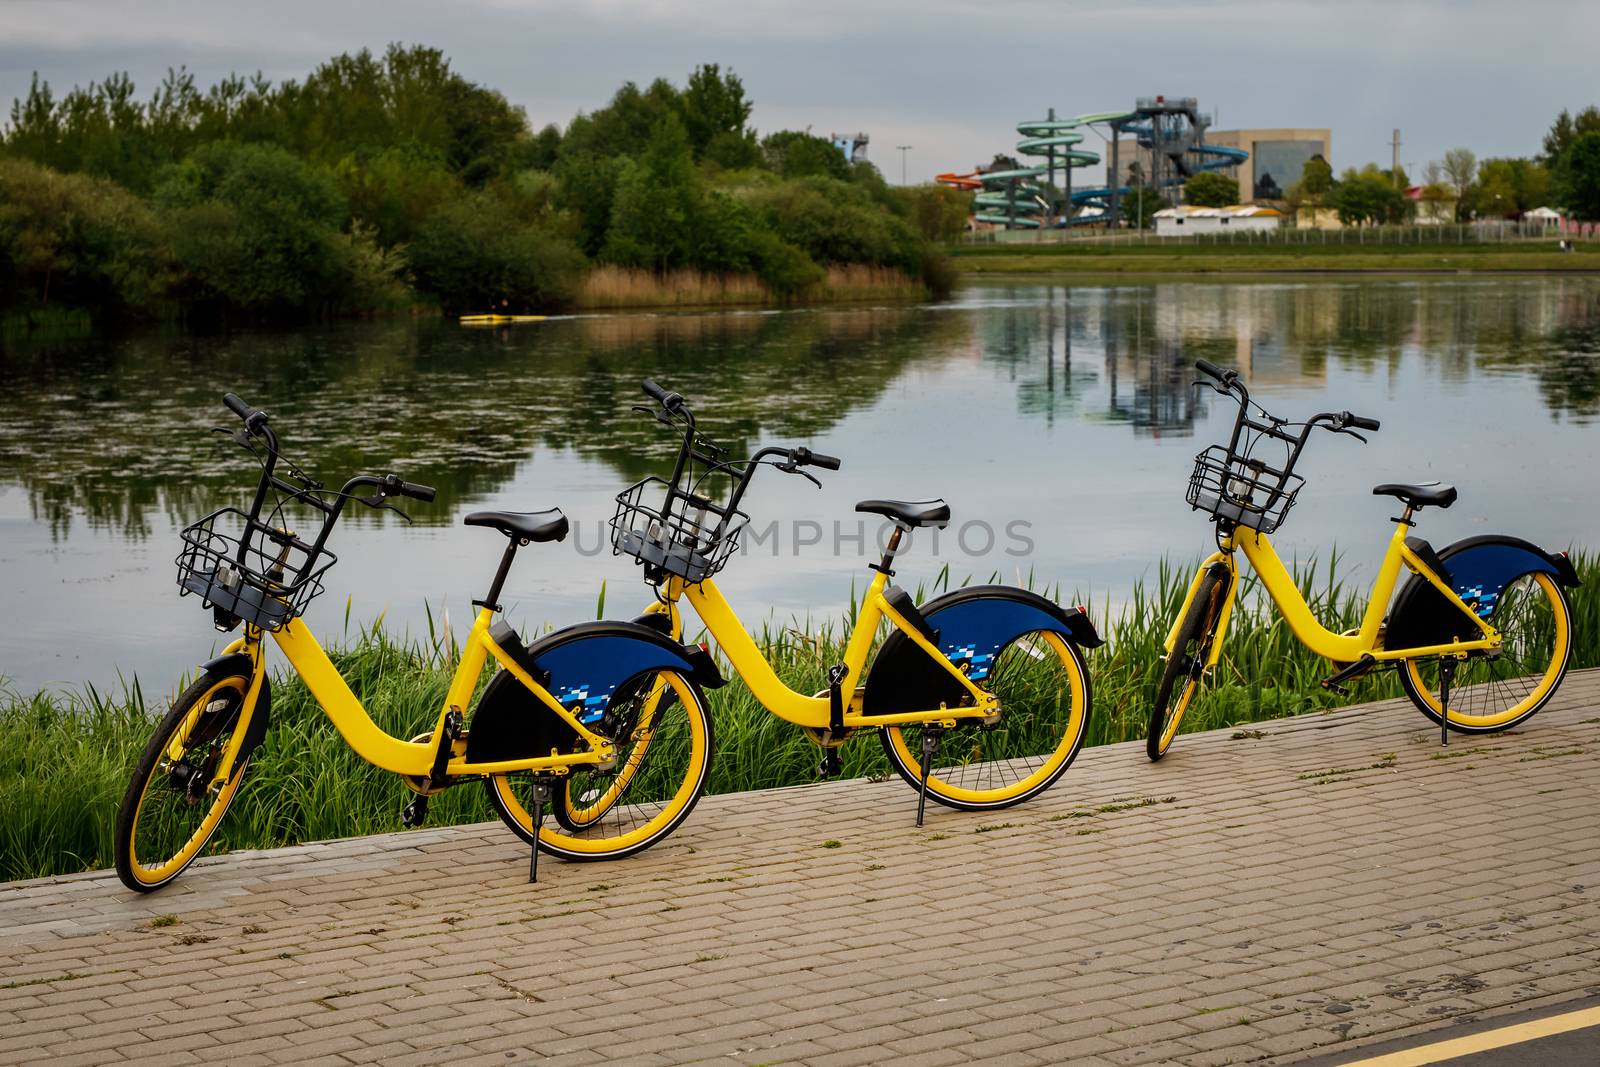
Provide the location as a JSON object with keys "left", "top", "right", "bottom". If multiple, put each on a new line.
{"left": 863, "top": 585, "right": 1099, "bottom": 717}
{"left": 466, "top": 621, "right": 721, "bottom": 764}
{"left": 1386, "top": 536, "right": 1577, "bottom": 651}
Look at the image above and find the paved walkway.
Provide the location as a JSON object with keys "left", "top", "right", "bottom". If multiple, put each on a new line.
{"left": 3, "top": 672, "right": 1599, "bottom": 1066}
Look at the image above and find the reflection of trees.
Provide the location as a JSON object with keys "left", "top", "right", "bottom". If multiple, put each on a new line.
{"left": 0, "top": 306, "right": 963, "bottom": 540}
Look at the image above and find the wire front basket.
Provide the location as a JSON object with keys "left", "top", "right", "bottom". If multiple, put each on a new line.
{"left": 175, "top": 507, "right": 336, "bottom": 630}
{"left": 611, "top": 477, "right": 749, "bottom": 583}
{"left": 1186, "top": 445, "right": 1305, "bottom": 534}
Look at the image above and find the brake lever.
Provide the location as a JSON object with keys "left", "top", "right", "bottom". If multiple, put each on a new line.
{"left": 1340, "top": 429, "right": 1369, "bottom": 444}
{"left": 778, "top": 462, "right": 822, "bottom": 489}
{"left": 632, "top": 404, "right": 675, "bottom": 427}
{"left": 1192, "top": 379, "right": 1230, "bottom": 397}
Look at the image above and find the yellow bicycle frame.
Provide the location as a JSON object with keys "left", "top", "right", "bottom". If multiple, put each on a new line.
{"left": 641, "top": 568, "right": 997, "bottom": 731}
{"left": 203, "top": 608, "right": 616, "bottom": 788}
{"left": 1166, "top": 519, "right": 1501, "bottom": 669}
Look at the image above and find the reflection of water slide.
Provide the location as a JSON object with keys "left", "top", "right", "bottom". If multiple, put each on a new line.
{"left": 940, "top": 99, "right": 1251, "bottom": 229}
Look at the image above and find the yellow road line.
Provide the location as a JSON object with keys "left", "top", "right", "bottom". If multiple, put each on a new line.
{"left": 1343, "top": 1004, "right": 1600, "bottom": 1066}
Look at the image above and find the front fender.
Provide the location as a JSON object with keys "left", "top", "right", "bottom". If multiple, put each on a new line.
{"left": 465, "top": 621, "right": 721, "bottom": 764}
{"left": 198, "top": 652, "right": 271, "bottom": 760}
{"left": 863, "top": 585, "right": 1099, "bottom": 717}
{"left": 1386, "top": 536, "right": 1577, "bottom": 651}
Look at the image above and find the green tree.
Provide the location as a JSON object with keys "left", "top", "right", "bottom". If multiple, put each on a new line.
{"left": 1183, "top": 171, "right": 1239, "bottom": 207}
{"left": 1442, "top": 148, "right": 1476, "bottom": 202}
{"left": 1298, "top": 154, "right": 1333, "bottom": 220}
{"left": 559, "top": 79, "right": 682, "bottom": 161}
{"left": 680, "top": 64, "right": 752, "bottom": 161}
{"left": 1118, "top": 186, "right": 1166, "bottom": 229}
{"left": 0, "top": 158, "right": 173, "bottom": 314}
{"left": 1542, "top": 106, "right": 1600, "bottom": 164}
{"left": 762, "top": 131, "right": 851, "bottom": 180}
{"left": 405, "top": 191, "right": 584, "bottom": 311}
{"left": 1554, "top": 131, "right": 1600, "bottom": 220}
{"left": 601, "top": 114, "right": 698, "bottom": 270}
{"left": 154, "top": 141, "right": 394, "bottom": 315}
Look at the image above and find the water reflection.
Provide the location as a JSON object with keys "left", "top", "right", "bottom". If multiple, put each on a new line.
{"left": 0, "top": 306, "right": 965, "bottom": 541}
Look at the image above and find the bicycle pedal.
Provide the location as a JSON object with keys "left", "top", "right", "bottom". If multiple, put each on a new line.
{"left": 400, "top": 796, "right": 429, "bottom": 828}
{"left": 1319, "top": 679, "right": 1350, "bottom": 695}
{"left": 817, "top": 750, "right": 843, "bottom": 780}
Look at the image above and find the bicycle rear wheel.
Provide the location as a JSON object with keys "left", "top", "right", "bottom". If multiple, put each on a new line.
{"left": 879, "top": 630, "right": 1090, "bottom": 811}
{"left": 1147, "top": 564, "right": 1228, "bottom": 762}
{"left": 485, "top": 669, "right": 712, "bottom": 861}
{"left": 114, "top": 667, "right": 261, "bottom": 892}
{"left": 1399, "top": 573, "right": 1572, "bottom": 733}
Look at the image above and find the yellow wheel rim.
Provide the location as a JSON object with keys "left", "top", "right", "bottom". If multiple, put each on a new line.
{"left": 491, "top": 671, "right": 708, "bottom": 855}
{"left": 560, "top": 675, "right": 670, "bottom": 827}
{"left": 1158, "top": 678, "right": 1199, "bottom": 754}
{"left": 127, "top": 678, "right": 251, "bottom": 886}
{"left": 1403, "top": 573, "right": 1569, "bottom": 728}
{"left": 885, "top": 632, "right": 1087, "bottom": 805}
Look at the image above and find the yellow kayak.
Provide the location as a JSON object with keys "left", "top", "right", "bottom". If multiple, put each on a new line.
{"left": 459, "top": 314, "right": 548, "bottom": 325}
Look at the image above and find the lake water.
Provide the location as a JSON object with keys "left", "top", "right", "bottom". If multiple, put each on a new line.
{"left": 2, "top": 277, "right": 1597, "bottom": 695}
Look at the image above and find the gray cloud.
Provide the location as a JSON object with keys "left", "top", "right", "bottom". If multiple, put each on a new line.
{"left": 3, "top": 1, "right": 1596, "bottom": 181}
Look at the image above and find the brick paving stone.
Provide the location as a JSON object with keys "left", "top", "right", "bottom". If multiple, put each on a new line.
{"left": 3, "top": 669, "right": 1599, "bottom": 1066}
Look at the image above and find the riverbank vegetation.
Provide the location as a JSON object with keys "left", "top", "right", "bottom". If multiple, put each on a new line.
{"left": 0, "top": 47, "right": 966, "bottom": 326}
{"left": 3, "top": 551, "right": 1594, "bottom": 883}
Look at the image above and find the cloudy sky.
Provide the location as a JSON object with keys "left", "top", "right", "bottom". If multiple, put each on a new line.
{"left": 3, "top": 0, "right": 1595, "bottom": 182}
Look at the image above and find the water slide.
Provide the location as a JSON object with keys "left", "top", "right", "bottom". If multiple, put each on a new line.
{"left": 939, "top": 103, "right": 1250, "bottom": 229}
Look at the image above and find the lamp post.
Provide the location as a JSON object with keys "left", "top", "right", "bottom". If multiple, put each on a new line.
{"left": 896, "top": 145, "right": 913, "bottom": 186}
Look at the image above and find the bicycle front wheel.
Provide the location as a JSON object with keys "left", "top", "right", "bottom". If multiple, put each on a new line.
{"left": 114, "top": 667, "right": 261, "bottom": 893}
{"left": 485, "top": 669, "right": 713, "bottom": 861}
{"left": 879, "top": 630, "right": 1090, "bottom": 811}
{"left": 1399, "top": 572, "right": 1572, "bottom": 733}
{"left": 1147, "top": 564, "right": 1229, "bottom": 762}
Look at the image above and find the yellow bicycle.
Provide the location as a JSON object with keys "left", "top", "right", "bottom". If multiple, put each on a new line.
{"left": 610, "top": 381, "right": 1103, "bottom": 824}
{"left": 1149, "top": 359, "right": 1578, "bottom": 761}
{"left": 114, "top": 394, "right": 719, "bottom": 892}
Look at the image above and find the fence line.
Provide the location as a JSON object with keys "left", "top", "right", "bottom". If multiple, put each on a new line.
{"left": 957, "top": 220, "right": 1591, "bottom": 248}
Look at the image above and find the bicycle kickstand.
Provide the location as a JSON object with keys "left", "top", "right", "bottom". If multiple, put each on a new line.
{"left": 528, "top": 778, "right": 553, "bottom": 884}
{"left": 1437, "top": 656, "right": 1457, "bottom": 748}
{"left": 917, "top": 728, "right": 943, "bottom": 828}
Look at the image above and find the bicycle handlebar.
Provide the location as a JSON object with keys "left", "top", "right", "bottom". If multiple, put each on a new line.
{"left": 794, "top": 447, "right": 842, "bottom": 471}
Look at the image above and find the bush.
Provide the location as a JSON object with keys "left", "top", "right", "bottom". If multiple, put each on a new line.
{"left": 405, "top": 192, "right": 585, "bottom": 312}
{"left": 155, "top": 142, "right": 386, "bottom": 315}
{"left": 1184, "top": 172, "right": 1240, "bottom": 207}
{"left": 893, "top": 184, "right": 973, "bottom": 243}
{"left": 0, "top": 158, "right": 174, "bottom": 317}
{"left": 747, "top": 228, "right": 823, "bottom": 300}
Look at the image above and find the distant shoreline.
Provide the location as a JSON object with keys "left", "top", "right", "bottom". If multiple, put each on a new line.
{"left": 951, "top": 240, "right": 1600, "bottom": 277}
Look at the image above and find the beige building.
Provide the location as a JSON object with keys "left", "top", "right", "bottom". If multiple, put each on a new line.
{"left": 1106, "top": 127, "right": 1332, "bottom": 204}
{"left": 1207, "top": 129, "right": 1332, "bottom": 202}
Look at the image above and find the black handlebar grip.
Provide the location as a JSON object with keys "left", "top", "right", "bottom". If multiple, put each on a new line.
{"left": 1194, "top": 359, "right": 1228, "bottom": 381}
{"left": 400, "top": 481, "right": 437, "bottom": 503}
{"left": 807, "top": 452, "right": 842, "bottom": 471}
{"left": 641, "top": 379, "right": 670, "bottom": 403}
{"left": 1347, "top": 414, "right": 1381, "bottom": 432}
{"left": 223, "top": 393, "right": 254, "bottom": 420}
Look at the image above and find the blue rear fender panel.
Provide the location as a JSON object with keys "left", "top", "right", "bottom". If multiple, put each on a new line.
{"left": 862, "top": 585, "right": 1099, "bottom": 717}
{"left": 465, "top": 620, "right": 722, "bottom": 764}
{"left": 919, "top": 586, "right": 1102, "bottom": 680}
{"left": 1386, "top": 536, "right": 1576, "bottom": 651}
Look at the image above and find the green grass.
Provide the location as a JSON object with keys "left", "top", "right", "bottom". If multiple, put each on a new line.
{"left": 950, "top": 239, "right": 1600, "bottom": 275}
{"left": 2, "top": 551, "right": 1595, "bottom": 882}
